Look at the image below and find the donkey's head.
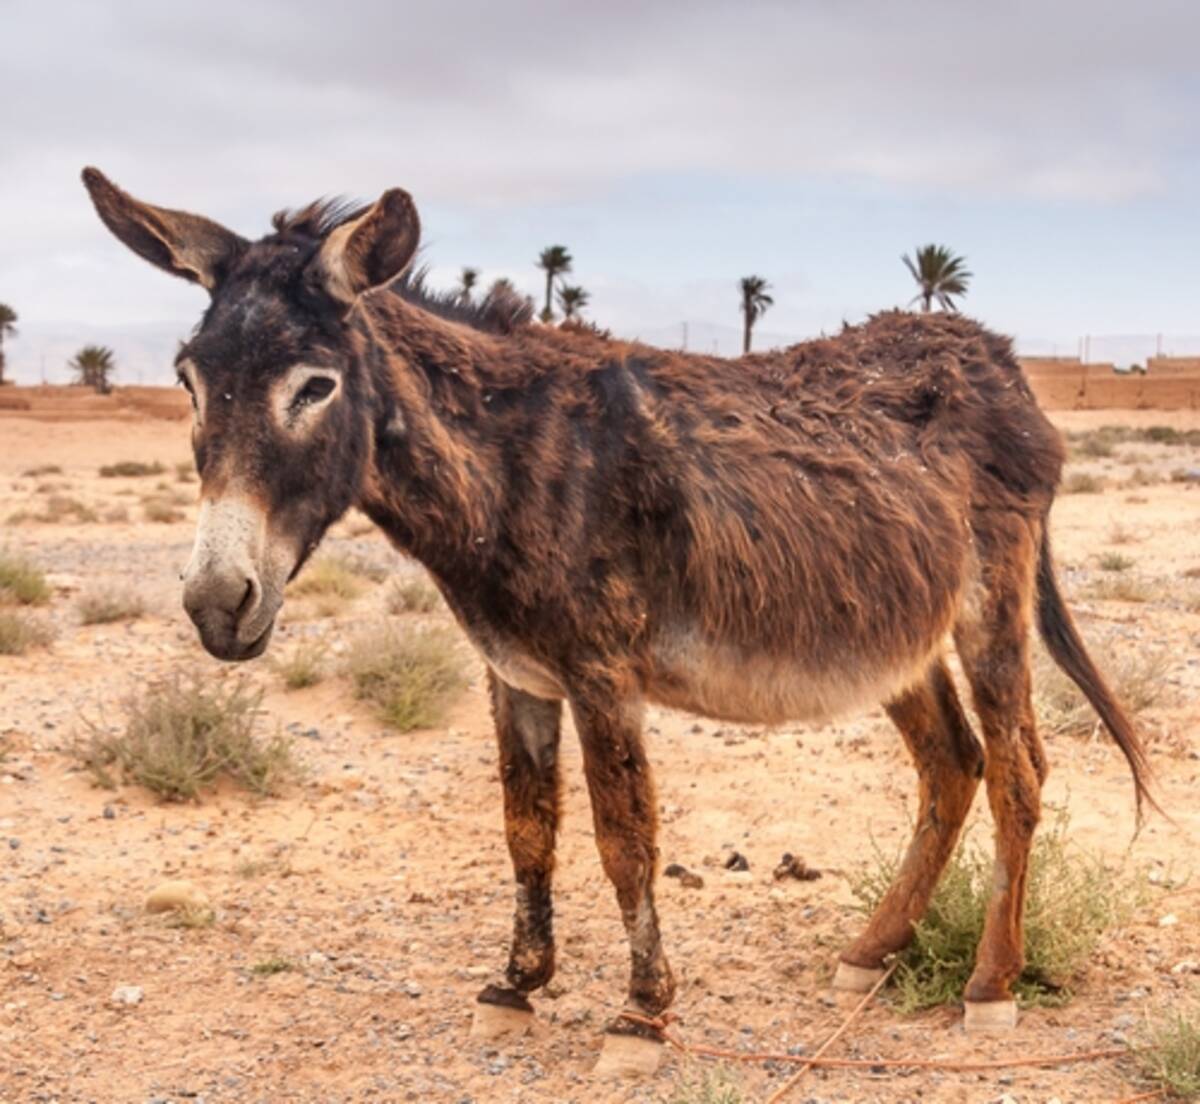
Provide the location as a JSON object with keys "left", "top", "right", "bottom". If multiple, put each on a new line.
{"left": 82, "top": 168, "right": 419, "bottom": 660}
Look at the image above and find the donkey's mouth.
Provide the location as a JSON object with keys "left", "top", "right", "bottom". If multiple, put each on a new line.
{"left": 195, "top": 616, "right": 276, "bottom": 663}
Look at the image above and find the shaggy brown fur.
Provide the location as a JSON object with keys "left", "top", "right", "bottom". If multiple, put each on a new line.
{"left": 83, "top": 169, "right": 1152, "bottom": 1043}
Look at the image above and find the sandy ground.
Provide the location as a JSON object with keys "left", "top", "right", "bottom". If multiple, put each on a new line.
{"left": 1, "top": 406, "right": 1199, "bottom": 1104}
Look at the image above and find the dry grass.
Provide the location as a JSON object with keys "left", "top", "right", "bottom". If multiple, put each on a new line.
{"left": 670, "top": 1067, "right": 745, "bottom": 1104}
{"left": 142, "top": 495, "right": 186, "bottom": 524}
{"left": 77, "top": 585, "right": 145, "bottom": 625}
{"left": 273, "top": 639, "right": 328, "bottom": 690}
{"left": 1098, "top": 552, "right": 1135, "bottom": 573}
{"left": 387, "top": 576, "right": 442, "bottom": 614}
{"left": 345, "top": 623, "right": 470, "bottom": 731}
{"left": 73, "top": 671, "right": 301, "bottom": 801}
{"left": 9, "top": 495, "right": 99, "bottom": 524}
{"left": 1034, "top": 637, "right": 1171, "bottom": 739}
{"left": 0, "top": 551, "right": 50, "bottom": 605}
{"left": 175, "top": 460, "right": 196, "bottom": 483}
{"left": 1062, "top": 471, "right": 1105, "bottom": 495}
{"left": 1108, "top": 522, "right": 1138, "bottom": 545}
{"left": 1084, "top": 575, "right": 1159, "bottom": 603}
{"left": 290, "top": 555, "right": 370, "bottom": 601}
{"left": 0, "top": 611, "right": 55, "bottom": 655}
{"left": 21, "top": 464, "right": 62, "bottom": 477}
{"left": 850, "top": 809, "right": 1136, "bottom": 1012}
{"left": 1134, "top": 1002, "right": 1200, "bottom": 1099}
{"left": 99, "top": 460, "right": 166, "bottom": 478}
{"left": 251, "top": 956, "right": 295, "bottom": 976}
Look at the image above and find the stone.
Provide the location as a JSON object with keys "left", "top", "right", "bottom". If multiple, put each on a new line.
{"left": 111, "top": 984, "right": 144, "bottom": 1006}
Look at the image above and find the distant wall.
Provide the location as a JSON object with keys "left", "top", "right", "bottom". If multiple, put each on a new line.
{"left": 1147, "top": 356, "right": 1200, "bottom": 377}
{"left": 0, "top": 385, "right": 190, "bottom": 422}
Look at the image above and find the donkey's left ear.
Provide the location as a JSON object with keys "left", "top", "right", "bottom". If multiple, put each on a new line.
{"left": 318, "top": 188, "right": 420, "bottom": 305}
{"left": 81, "top": 167, "right": 247, "bottom": 291}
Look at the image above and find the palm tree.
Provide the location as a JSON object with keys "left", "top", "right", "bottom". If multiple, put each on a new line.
{"left": 556, "top": 285, "right": 590, "bottom": 321}
{"left": 536, "top": 245, "right": 572, "bottom": 322}
{"left": 0, "top": 303, "right": 17, "bottom": 385}
{"left": 69, "top": 344, "right": 117, "bottom": 393}
{"left": 458, "top": 267, "right": 479, "bottom": 304}
{"left": 902, "top": 245, "right": 972, "bottom": 312}
{"left": 739, "top": 276, "right": 774, "bottom": 354}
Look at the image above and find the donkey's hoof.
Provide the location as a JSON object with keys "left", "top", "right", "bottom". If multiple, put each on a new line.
{"left": 594, "top": 1031, "right": 663, "bottom": 1078}
{"left": 470, "top": 987, "right": 535, "bottom": 1040}
{"left": 832, "top": 960, "right": 888, "bottom": 994}
{"left": 963, "top": 999, "right": 1018, "bottom": 1033}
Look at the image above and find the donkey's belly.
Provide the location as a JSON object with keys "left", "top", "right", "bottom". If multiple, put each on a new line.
{"left": 643, "top": 630, "right": 939, "bottom": 725}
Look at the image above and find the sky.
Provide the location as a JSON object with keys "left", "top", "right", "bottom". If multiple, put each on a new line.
{"left": 2, "top": 0, "right": 1199, "bottom": 382}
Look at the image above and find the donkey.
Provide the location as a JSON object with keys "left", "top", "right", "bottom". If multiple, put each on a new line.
{"left": 82, "top": 167, "right": 1152, "bottom": 1075}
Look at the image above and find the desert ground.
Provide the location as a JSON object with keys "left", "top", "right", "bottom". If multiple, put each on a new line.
{"left": 1, "top": 395, "right": 1199, "bottom": 1104}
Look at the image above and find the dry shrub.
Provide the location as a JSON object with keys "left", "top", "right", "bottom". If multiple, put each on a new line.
{"left": 104, "top": 505, "right": 130, "bottom": 523}
{"left": 175, "top": 460, "right": 195, "bottom": 483}
{"left": 1125, "top": 467, "right": 1158, "bottom": 488}
{"left": 0, "top": 551, "right": 50, "bottom": 605}
{"left": 670, "top": 1067, "right": 745, "bottom": 1104}
{"left": 1108, "top": 523, "right": 1138, "bottom": 545}
{"left": 1098, "top": 552, "right": 1135, "bottom": 573}
{"left": 10, "top": 495, "right": 98, "bottom": 524}
{"left": 1135, "top": 1002, "right": 1200, "bottom": 1099}
{"left": 1062, "top": 471, "right": 1104, "bottom": 495}
{"left": 290, "top": 555, "right": 369, "bottom": 600}
{"left": 77, "top": 585, "right": 145, "bottom": 625}
{"left": 387, "top": 576, "right": 442, "bottom": 614}
{"left": 1034, "top": 637, "right": 1170, "bottom": 738}
{"left": 74, "top": 671, "right": 300, "bottom": 801}
{"left": 99, "top": 460, "right": 166, "bottom": 478}
{"left": 142, "top": 495, "right": 185, "bottom": 523}
{"left": 273, "top": 638, "right": 327, "bottom": 689}
{"left": 251, "top": 956, "right": 295, "bottom": 976}
{"left": 1084, "top": 575, "right": 1159, "bottom": 603}
{"left": 346, "top": 623, "right": 469, "bottom": 731}
{"left": 21, "top": 464, "right": 62, "bottom": 477}
{"left": 0, "top": 611, "right": 55, "bottom": 655}
{"left": 850, "top": 810, "right": 1136, "bottom": 1012}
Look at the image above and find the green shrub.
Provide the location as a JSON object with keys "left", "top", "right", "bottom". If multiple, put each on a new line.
{"left": 670, "top": 1067, "right": 745, "bottom": 1104}
{"left": 1135, "top": 1002, "right": 1200, "bottom": 1099}
{"left": 849, "top": 810, "right": 1136, "bottom": 1012}
{"left": 346, "top": 623, "right": 469, "bottom": 731}
{"left": 74, "top": 672, "right": 300, "bottom": 801}
{"left": 0, "top": 551, "right": 50, "bottom": 605}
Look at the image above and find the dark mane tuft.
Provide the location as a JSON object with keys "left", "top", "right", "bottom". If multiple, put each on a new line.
{"left": 270, "top": 197, "right": 371, "bottom": 241}
{"left": 392, "top": 266, "right": 534, "bottom": 336}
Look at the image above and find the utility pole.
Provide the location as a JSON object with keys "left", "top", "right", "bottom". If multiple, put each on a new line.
{"left": 681, "top": 321, "right": 688, "bottom": 351}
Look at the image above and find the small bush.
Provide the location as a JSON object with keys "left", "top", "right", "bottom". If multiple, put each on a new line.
{"left": 104, "top": 505, "right": 130, "bottom": 524}
{"left": 0, "top": 611, "right": 54, "bottom": 655}
{"left": 670, "top": 1067, "right": 745, "bottom": 1104}
{"left": 849, "top": 810, "right": 1135, "bottom": 1012}
{"left": 1108, "top": 523, "right": 1137, "bottom": 545}
{"left": 273, "top": 639, "right": 327, "bottom": 690}
{"left": 1125, "top": 466, "right": 1157, "bottom": 488}
{"left": 99, "top": 460, "right": 166, "bottom": 478}
{"left": 1098, "top": 552, "right": 1135, "bottom": 573}
{"left": 387, "top": 577, "right": 442, "bottom": 614}
{"left": 77, "top": 585, "right": 145, "bottom": 625}
{"left": 142, "top": 496, "right": 185, "bottom": 523}
{"left": 1085, "top": 575, "right": 1158, "bottom": 603}
{"left": 1135, "top": 1002, "right": 1200, "bottom": 1099}
{"left": 10, "top": 495, "right": 99, "bottom": 524}
{"left": 345, "top": 623, "right": 469, "bottom": 731}
{"left": 1034, "top": 638, "right": 1170, "bottom": 738}
{"left": 251, "top": 956, "right": 295, "bottom": 976}
{"left": 1074, "top": 435, "right": 1115, "bottom": 459}
{"left": 1062, "top": 472, "right": 1104, "bottom": 495}
{"left": 290, "top": 556, "right": 368, "bottom": 600}
{"left": 73, "top": 672, "right": 300, "bottom": 801}
{"left": 21, "top": 464, "right": 62, "bottom": 477}
{"left": 175, "top": 460, "right": 195, "bottom": 483}
{"left": 0, "top": 552, "right": 50, "bottom": 605}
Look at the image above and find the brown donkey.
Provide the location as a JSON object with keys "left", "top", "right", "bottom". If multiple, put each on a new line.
{"left": 83, "top": 168, "right": 1152, "bottom": 1075}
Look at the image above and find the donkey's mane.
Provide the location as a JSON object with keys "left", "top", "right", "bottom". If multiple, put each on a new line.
{"left": 270, "top": 197, "right": 370, "bottom": 240}
{"left": 391, "top": 265, "right": 535, "bottom": 336}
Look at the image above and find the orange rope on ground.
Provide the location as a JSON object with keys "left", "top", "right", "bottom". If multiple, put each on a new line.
{"left": 765, "top": 963, "right": 897, "bottom": 1104}
{"left": 1111, "top": 1091, "right": 1166, "bottom": 1104}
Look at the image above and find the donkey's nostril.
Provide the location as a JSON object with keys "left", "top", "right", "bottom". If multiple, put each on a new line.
{"left": 236, "top": 576, "right": 260, "bottom": 619}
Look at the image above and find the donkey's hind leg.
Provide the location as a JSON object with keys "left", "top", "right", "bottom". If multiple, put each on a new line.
{"left": 472, "top": 672, "right": 563, "bottom": 1040}
{"left": 953, "top": 514, "right": 1046, "bottom": 1032}
{"left": 835, "top": 657, "right": 983, "bottom": 992}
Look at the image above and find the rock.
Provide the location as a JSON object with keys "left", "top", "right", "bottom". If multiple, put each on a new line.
{"left": 679, "top": 872, "right": 704, "bottom": 890}
{"left": 1171, "top": 960, "right": 1200, "bottom": 975}
{"left": 111, "top": 984, "right": 144, "bottom": 1006}
{"left": 723, "top": 851, "right": 749, "bottom": 872}
{"left": 1158, "top": 913, "right": 1179, "bottom": 927}
{"left": 144, "top": 880, "right": 210, "bottom": 915}
{"left": 102, "top": 805, "right": 116, "bottom": 819}
{"left": 662, "top": 863, "right": 688, "bottom": 878}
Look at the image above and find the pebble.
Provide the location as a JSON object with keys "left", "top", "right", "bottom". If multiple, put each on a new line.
{"left": 111, "top": 984, "right": 144, "bottom": 1006}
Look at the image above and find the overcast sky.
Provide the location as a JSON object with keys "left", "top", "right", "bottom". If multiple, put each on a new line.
{"left": 2, "top": 0, "right": 1199, "bottom": 381}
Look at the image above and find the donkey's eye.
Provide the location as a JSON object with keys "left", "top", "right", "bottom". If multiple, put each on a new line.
{"left": 294, "top": 376, "right": 337, "bottom": 407}
{"left": 176, "top": 374, "right": 194, "bottom": 395}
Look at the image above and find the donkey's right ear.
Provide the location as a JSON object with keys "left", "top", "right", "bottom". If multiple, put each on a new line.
{"left": 81, "top": 167, "right": 247, "bottom": 292}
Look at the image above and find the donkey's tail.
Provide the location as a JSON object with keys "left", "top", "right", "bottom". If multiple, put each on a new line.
{"left": 1035, "top": 528, "right": 1157, "bottom": 819}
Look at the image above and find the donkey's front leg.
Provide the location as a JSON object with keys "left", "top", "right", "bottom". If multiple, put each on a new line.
{"left": 471, "top": 672, "right": 563, "bottom": 1040}
{"left": 570, "top": 686, "right": 674, "bottom": 1077}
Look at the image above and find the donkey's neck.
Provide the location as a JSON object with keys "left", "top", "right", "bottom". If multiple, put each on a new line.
{"left": 353, "top": 296, "right": 513, "bottom": 579}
